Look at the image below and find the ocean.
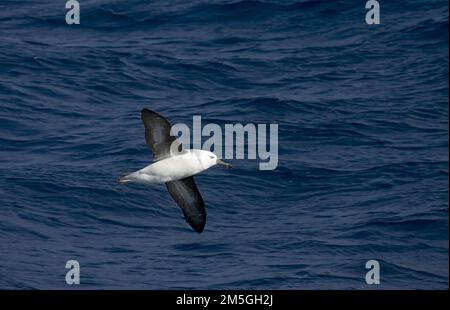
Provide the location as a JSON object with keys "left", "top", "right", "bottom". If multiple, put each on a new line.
{"left": 0, "top": 0, "right": 448, "bottom": 289}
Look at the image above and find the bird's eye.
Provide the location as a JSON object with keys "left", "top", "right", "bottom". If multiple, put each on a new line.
{"left": 209, "top": 156, "right": 214, "bottom": 159}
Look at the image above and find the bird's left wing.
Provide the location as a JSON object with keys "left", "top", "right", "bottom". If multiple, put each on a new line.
{"left": 166, "top": 176, "right": 206, "bottom": 233}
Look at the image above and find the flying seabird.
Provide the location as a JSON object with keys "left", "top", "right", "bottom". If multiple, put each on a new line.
{"left": 118, "top": 109, "right": 231, "bottom": 233}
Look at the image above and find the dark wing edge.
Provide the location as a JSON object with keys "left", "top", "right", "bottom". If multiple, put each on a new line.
{"left": 165, "top": 177, "right": 206, "bottom": 233}
{"left": 140, "top": 108, "right": 182, "bottom": 161}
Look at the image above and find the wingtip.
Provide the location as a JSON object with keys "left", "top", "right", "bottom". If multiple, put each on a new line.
{"left": 141, "top": 108, "right": 151, "bottom": 115}
{"left": 141, "top": 108, "right": 166, "bottom": 121}
{"left": 188, "top": 217, "right": 206, "bottom": 233}
{"left": 193, "top": 224, "right": 205, "bottom": 234}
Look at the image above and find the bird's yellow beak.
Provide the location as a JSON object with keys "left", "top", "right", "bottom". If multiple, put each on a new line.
{"left": 216, "top": 159, "right": 232, "bottom": 168}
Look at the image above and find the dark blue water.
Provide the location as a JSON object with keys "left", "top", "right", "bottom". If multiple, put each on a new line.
{"left": 0, "top": 0, "right": 448, "bottom": 289}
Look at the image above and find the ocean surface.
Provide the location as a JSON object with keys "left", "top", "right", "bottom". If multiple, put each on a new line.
{"left": 0, "top": 0, "right": 448, "bottom": 289}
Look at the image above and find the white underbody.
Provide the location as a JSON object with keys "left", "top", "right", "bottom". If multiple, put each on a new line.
{"left": 124, "top": 149, "right": 216, "bottom": 184}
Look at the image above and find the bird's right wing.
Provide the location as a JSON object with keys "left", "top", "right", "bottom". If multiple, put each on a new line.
{"left": 141, "top": 108, "right": 183, "bottom": 161}
{"left": 166, "top": 176, "right": 206, "bottom": 233}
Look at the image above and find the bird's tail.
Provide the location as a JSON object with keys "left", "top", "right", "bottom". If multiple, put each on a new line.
{"left": 117, "top": 175, "right": 132, "bottom": 184}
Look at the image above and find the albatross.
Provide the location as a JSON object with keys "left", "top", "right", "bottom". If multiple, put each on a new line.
{"left": 118, "top": 109, "right": 231, "bottom": 233}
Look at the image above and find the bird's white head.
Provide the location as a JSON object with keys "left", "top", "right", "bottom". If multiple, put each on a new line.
{"left": 194, "top": 150, "right": 232, "bottom": 170}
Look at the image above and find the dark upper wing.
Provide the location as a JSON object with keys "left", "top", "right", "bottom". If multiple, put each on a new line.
{"left": 141, "top": 108, "right": 182, "bottom": 161}
{"left": 166, "top": 177, "right": 206, "bottom": 233}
